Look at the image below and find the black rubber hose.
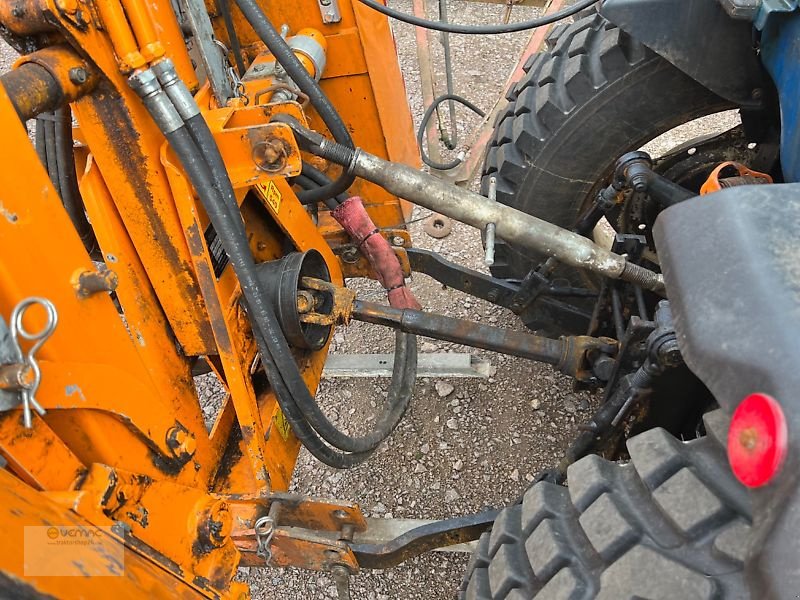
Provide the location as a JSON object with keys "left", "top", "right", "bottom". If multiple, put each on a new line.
{"left": 417, "top": 94, "right": 485, "bottom": 171}
{"left": 181, "top": 113, "right": 418, "bottom": 458}
{"left": 34, "top": 115, "right": 47, "bottom": 164}
{"left": 357, "top": 0, "right": 599, "bottom": 34}
{"left": 165, "top": 124, "right": 374, "bottom": 467}
{"left": 293, "top": 174, "right": 335, "bottom": 205}
{"left": 42, "top": 115, "right": 60, "bottom": 189}
{"left": 296, "top": 161, "right": 348, "bottom": 205}
{"left": 213, "top": 0, "right": 247, "bottom": 76}
{"left": 254, "top": 329, "right": 377, "bottom": 468}
{"left": 53, "top": 107, "right": 98, "bottom": 253}
{"left": 233, "top": 0, "right": 355, "bottom": 203}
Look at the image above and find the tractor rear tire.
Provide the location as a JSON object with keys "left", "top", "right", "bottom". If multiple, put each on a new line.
{"left": 460, "top": 411, "right": 752, "bottom": 599}
{"left": 483, "top": 12, "right": 733, "bottom": 334}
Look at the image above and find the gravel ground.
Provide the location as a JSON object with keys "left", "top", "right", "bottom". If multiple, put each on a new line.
{"left": 0, "top": 5, "right": 739, "bottom": 598}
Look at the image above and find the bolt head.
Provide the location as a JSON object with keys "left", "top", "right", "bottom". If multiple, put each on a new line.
{"left": 208, "top": 501, "right": 232, "bottom": 544}
{"left": 167, "top": 427, "right": 196, "bottom": 458}
{"left": 341, "top": 248, "right": 359, "bottom": 263}
{"left": 68, "top": 67, "right": 88, "bottom": 85}
{"left": 391, "top": 236, "right": 405, "bottom": 247}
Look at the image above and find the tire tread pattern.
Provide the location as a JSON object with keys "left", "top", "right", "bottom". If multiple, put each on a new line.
{"left": 460, "top": 410, "right": 752, "bottom": 599}
{"left": 483, "top": 13, "right": 653, "bottom": 279}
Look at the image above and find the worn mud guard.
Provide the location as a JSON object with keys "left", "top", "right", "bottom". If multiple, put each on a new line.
{"left": 600, "top": 0, "right": 766, "bottom": 108}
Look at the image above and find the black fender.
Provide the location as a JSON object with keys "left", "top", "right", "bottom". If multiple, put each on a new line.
{"left": 600, "top": 0, "right": 768, "bottom": 108}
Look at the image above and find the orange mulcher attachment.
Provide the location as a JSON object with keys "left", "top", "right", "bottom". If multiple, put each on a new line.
{"left": 700, "top": 161, "right": 773, "bottom": 195}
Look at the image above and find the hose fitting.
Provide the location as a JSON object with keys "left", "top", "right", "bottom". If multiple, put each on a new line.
{"left": 152, "top": 58, "right": 200, "bottom": 120}
{"left": 128, "top": 69, "right": 183, "bottom": 134}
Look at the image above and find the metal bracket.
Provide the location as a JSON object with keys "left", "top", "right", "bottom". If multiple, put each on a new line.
{"left": 317, "top": 0, "right": 342, "bottom": 23}
{"left": 179, "top": 0, "right": 234, "bottom": 105}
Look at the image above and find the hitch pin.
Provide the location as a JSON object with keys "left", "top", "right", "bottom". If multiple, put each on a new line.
{"left": 484, "top": 176, "right": 497, "bottom": 267}
{"left": 10, "top": 298, "right": 57, "bottom": 428}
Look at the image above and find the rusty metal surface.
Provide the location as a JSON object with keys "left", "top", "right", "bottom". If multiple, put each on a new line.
{"left": 234, "top": 526, "right": 359, "bottom": 571}
{"left": 267, "top": 492, "right": 367, "bottom": 533}
{"left": 352, "top": 299, "right": 567, "bottom": 365}
{"left": 351, "top": 299, "right": 618, "bottom": 382}
{"left": 298, "top": 276, "right": 355, "bottom": 327}
{"left": 0, "top": 45, "right": 96, "bottom": 119}
{"left": 71, "top": 268, "right": 119, "bottom": 298}
{"left": 558, "top": 335, "right": 618, "bottom": 383}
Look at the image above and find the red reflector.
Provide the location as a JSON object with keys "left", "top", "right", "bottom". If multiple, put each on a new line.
{"left": 727, "top": 393, "right": 788, "bottom": 488}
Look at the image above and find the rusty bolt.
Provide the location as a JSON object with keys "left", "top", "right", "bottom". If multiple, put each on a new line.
{"left": 115, "top": 483, "right": 135, "bottom": 504}
{"left": 207, "top": 500, "right": 232, "bottom": 546}
{"left": 73, "top": 268, "right": 118, "bottom": 298}
{"left": 296, "top": 290, "right": 318, "bottom": 314}
{"left": 68, "top": 66, "right": 88, "bottom": 85}
{"left": 340, "top": 247, "right": 360, "bottom": 264}
{"left": 253, "top": 137, "right": 288, "bottom": 173}
{"left": 166, "top": 427, "right": 196, "bottom": 458}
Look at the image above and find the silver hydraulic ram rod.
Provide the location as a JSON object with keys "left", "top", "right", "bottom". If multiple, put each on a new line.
{"left": 279, "top": 117, "right": 665, "bottom": 293}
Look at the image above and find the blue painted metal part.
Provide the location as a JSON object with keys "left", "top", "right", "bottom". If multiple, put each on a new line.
{"left": 761, "top": 10, "right": 800, "bottom": 182}
{"left": 755, "top": 0, "right": 799, "bottom": 29}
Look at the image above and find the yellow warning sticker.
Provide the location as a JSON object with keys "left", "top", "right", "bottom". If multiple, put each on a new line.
{"left": 256, "top": 180, "right": 282, "bottom": 214}
{"left": 274, "top": 408, "right": 291, "bottom": 441}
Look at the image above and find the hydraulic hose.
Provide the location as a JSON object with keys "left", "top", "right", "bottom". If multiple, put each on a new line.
{"left": 297, "top": 161, "right": 348, "bottom": 206}
{"left": 36, "top": 109, "right": 98, "bottom": 256}
{"left": 417, "top": 94, "right": 485, "bottom": 171}
{"left": 164, "top": 121, "right": 374, "bottom": 467}
{"left": 54, "top": 108, "right": 96, "bottom": 253}
{"left": 233, "top": 0, "right": 354, "bottom": 204}
{"left": 213, "top": 0, "right": 246, "bottom": 76}
{"left": 294, "top": 174, "right": 338, "bottom": 208}
{"left": 356, "top": 0, "right": 599, "bottom": 34}
{"left": 137, "top": 68, "right": 417, "bottom": 464}
{"left": 42, "top": 114, "right": 59, "bottom": 187}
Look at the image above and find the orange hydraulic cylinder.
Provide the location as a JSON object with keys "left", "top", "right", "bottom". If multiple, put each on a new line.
{"left": 119, "top": 0, "right": 165, "bottom": 62}
{"left": 94, "top": 0, "right": 146, "bottom": 71}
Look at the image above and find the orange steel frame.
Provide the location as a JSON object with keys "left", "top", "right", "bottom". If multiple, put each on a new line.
{"left": 0, "top": 0, "right": 417, "bottom": 593}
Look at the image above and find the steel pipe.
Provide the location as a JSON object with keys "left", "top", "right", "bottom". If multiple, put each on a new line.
{"left": 352, "top": 299, "right": 566, "bottom": 366}
{"left": 346, "top": 149, "right": 665, "bottom": 293}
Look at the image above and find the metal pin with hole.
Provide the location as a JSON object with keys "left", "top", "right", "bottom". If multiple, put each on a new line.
{"left": 484, "top": 176, "right": 497, "bottom": 266}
